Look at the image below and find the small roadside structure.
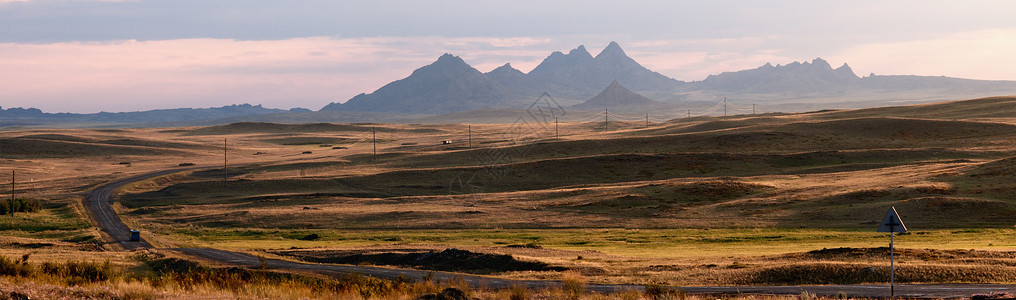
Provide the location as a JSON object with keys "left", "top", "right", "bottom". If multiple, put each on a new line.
{"left": 129, "top": 229, "right": 141, "bottom": 241}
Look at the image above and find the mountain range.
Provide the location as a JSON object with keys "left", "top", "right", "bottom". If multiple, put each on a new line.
{"left": 322, "top": 42, "right": 1016, "bottom": 115}
{"left": 321, "top": 41, "right": 683, "bottom": 114}
{"left": 5, "top": 41, "right": 1016, "bottom": 127}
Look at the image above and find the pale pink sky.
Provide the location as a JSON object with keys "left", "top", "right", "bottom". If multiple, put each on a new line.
{"left": 1, "top": 1, "right": 1014, "bottom": 113}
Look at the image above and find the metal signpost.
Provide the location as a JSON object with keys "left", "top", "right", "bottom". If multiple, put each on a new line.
{"left": 876, "top": 206, "right": 907, "bottom": 298}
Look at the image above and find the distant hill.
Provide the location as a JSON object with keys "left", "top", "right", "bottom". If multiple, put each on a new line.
{"left": 0, "top": 104, "right": 303, "bottom": 127}
{"left": 573, "top": 80, "right": 662, "bottom": 111}
{"left": 686, "top": 58, "right": 1016, "bottom": 104}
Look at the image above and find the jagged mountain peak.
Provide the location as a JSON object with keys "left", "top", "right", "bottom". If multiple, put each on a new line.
{"left": 809, "top": 57, "right": 831, "bottom": 69}
{"left": 432, "top": 53, "right": 469, "bottom": 67}
{"left": 569, "top": 45, "right": 593, "bottom": 58}
{"left": 488, "top": 62, "right": 517, "bottom": 72}
{"left": 326, "top": 42, "right": 685, "bottom": 114}
{"left": 702, "top": 57, "right": 860, "bottom": 92}
{"left": 835, "top": 62, "right": 855, "bottom": 72}
{"left": 595, "top": 41, "right": 627, "bottom": 59}
{"left": 408, "top": 53, "right": 480, "bottom": 78}
{"left": 321, "top": 53, "right": 512, "bottom": 114}
{"left": 486, "top": 62, "right": 525, "bottom": 78}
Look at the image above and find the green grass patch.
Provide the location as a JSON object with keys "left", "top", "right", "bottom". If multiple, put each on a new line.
{"left": 0, "top": 200, "right": 95, "bottom": 241}
{"left": 158, "top": 227, "right": 1016, "bottom": 258}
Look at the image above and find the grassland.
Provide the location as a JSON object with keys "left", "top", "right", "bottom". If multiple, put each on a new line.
{"left": 5, "top": 96, "right": 1016, "bottom": 297}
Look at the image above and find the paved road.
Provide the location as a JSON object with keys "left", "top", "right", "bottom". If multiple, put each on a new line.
{"left": 85, "top": 169, "right": 1016, "bottom": 299}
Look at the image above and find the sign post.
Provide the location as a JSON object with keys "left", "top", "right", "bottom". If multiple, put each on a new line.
{"left": 876, "top": 206, "right": 907, "bottom": 298}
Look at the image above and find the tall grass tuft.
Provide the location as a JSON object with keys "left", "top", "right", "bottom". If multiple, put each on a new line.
{"left": 561, "top": 271, "right": 585, "bottom": 299}
{"left": 645, "top": 281, "right": 686, "bottom": 300}
{"left": 508, "top": 284, "right": 531, "bottom": 300}
{"left": 43, "top": 260, "right": 120, "bottom": 285}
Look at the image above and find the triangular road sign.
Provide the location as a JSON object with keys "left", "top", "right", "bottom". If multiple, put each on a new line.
{"left": 876, "top": 206, "right": 907, "bottom": 233}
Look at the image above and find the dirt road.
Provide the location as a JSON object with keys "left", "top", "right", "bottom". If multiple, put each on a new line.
{"left": 85, "top": 169, "right": 1016, "bottom": 298}
{"left": 82, "top": 168, "right": 201, "bottom": 250}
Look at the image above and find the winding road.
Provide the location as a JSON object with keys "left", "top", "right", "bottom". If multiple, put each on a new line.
{"left": 83, "top": 168, "right": 199, "bottom": 250}
{"left": 84, "top": 169, "right": 1016, "bottom": 298}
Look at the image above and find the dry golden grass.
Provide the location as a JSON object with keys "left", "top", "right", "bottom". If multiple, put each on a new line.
{"left": 7, "top": 96, "right": 1016, "bottom": 294}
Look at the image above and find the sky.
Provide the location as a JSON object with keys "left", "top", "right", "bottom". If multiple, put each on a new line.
{"left": 2, "top": 0, "right": 1015, "bottom": 113}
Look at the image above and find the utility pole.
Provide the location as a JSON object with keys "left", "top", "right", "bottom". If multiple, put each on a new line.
{"left": 687, "top": 110, "right": 691, "bottom": 118}
{"left": 645, "top": 113, "right": 649, "bottom": 128}
{"left": 372, "top": 127, "right": 376, "bottom": 160}
{"left": 723, "top": 98, "right": 727, "bottom": 116}
{"left": 467, "top": 125, "right": 471, "bottom": 148}
{"left": 223, "top": 138, "right": 227, "bottom": 181}
{"left": 10, "top": 170, "right": 14, "bottom": 218}
{"left": 555, "top": 117, "right": 559, "bottom": 139}
{"left": 752, "top": 104, "right": 756, "bottom": 115}
{"left": 604, "top": 108, "right": 608, "bottom": 132}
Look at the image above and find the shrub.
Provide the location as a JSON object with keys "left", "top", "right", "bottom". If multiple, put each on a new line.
{"left": 0, "top": 198, "right": 42, "bottom": 215}
{"left": 0, "top": 254, "right": 33, "bottom": 277}
{"left": 41, "top": 259, "right": 120, "bottom": 285}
